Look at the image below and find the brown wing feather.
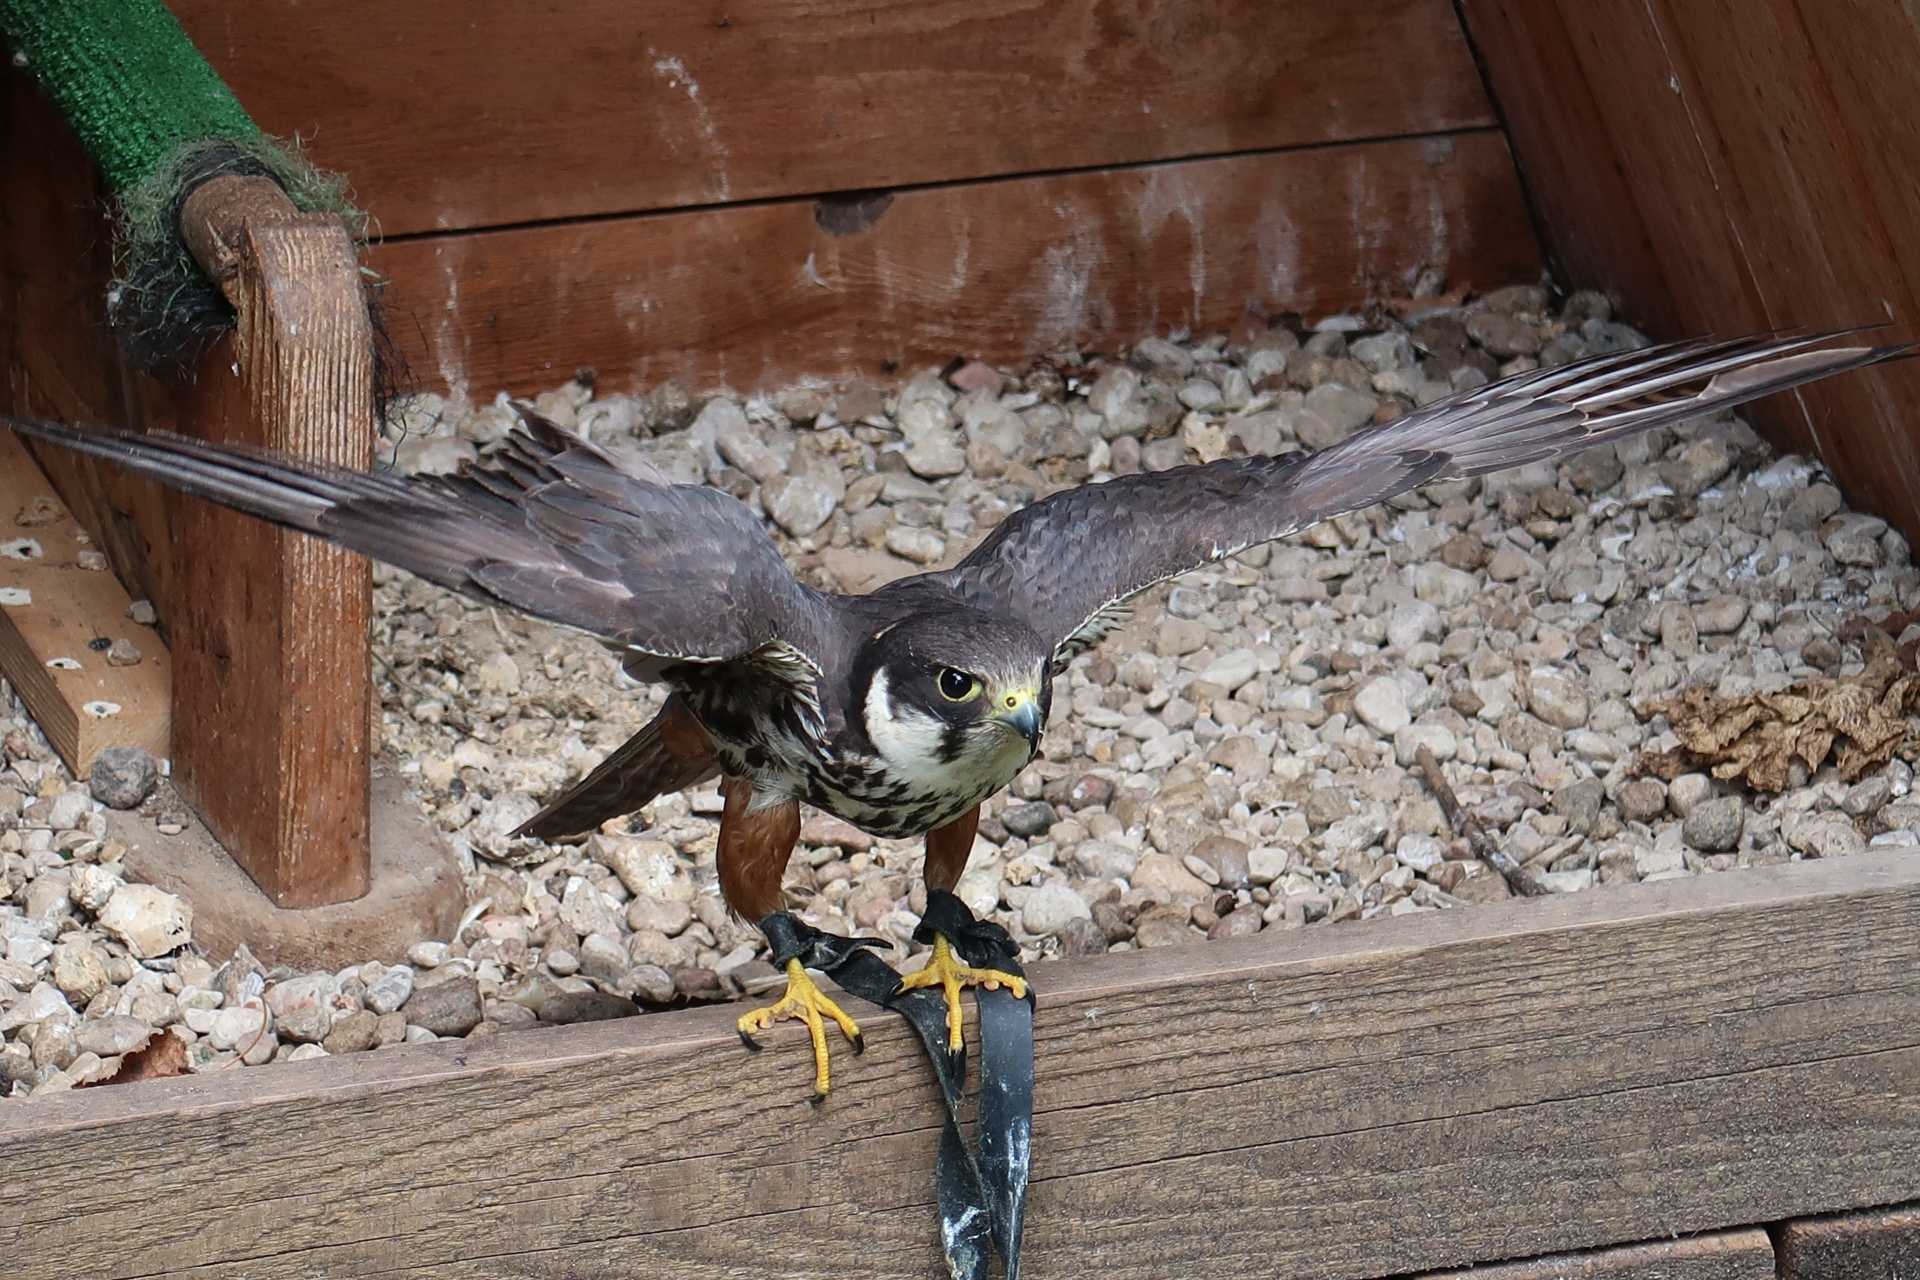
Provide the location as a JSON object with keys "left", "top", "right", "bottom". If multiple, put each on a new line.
{"left": 937, "top": 331, "right": 1911, "bottom": 660}
{"left": 0, "top": 409, "right": 831, "bottom": 669}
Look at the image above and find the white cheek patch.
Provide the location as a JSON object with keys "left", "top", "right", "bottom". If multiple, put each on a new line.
{"left": 863, "top": 668, "right": 954, "bottom": 788}
{"left": 863, "top": 667, "right": 1037, "bottom": 801}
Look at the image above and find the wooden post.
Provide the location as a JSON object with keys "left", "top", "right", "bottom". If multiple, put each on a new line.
{"left": 169, "top": 174, "right": 373, "bottom": 907}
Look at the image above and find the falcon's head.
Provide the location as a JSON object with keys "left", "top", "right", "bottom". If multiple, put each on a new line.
{"left": 855, "top": 610, "right": 1051, "bottom": 798}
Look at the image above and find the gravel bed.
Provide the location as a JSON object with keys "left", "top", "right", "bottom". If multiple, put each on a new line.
{"left": 6, "top": 282, "right": 1920, "bottom": 1098}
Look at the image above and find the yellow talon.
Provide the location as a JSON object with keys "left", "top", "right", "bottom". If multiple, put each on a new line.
{"left": 737, "top": 958, "right": 864, "bottom": 1098}
{"left": 895, "top": 934, "right": 1030, "bottom": 1053}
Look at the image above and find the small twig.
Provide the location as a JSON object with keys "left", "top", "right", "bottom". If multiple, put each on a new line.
{"left": 224, "top": 988, "right": 274, "bottom": 1068}
{"left": 1414, "top": 744, "right": 1548, "bottom": 898}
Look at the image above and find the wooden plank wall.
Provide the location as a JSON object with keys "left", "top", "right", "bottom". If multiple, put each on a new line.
{"left": 2, "top": 853, "right": 1917, "bottom": 1278}
{"left": 167, "top": 0, "right": 1543, "bottom": 396}
{"left": 1456, "top": 0, "right": 1920, "bottom": 543}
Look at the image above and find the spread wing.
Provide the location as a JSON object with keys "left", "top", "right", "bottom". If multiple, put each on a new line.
{"left": 0, "top": 410, "right": 832, "bottom": 674}
{"left": 937, "top": 331, "right": 1910, "bottom": 664}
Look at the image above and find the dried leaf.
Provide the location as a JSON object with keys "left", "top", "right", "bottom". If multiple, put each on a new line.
{"left": 1637, "top": 634, "right": 1920, "bottom": 791}
{"left": 76, "top": 1031, "right": 189, "bottom": 1088}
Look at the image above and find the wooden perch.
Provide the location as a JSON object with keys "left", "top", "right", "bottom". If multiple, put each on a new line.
{"left": 169, "top": 173, "right": 374, "bottom": 907}
{"left": 1, "top": 853, "right": 1916, "bottom": 1276}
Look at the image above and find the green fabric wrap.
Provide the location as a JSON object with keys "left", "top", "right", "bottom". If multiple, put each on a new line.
{"left": 0, "top": 0, "right": 259, "bottom": 192}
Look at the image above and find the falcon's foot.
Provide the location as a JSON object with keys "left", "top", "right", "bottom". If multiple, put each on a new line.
{"left": 895, "top": 890, "right": 1031, "bottom": 1055}
{"left": 738, "top": 912, "right": 888, "bottom": 1101}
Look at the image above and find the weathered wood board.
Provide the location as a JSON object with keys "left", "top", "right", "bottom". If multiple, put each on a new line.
{"left": 4, "top": 853, "right": 1917, "bottom": 1279}
{"left": 373, "top": 132, "right": 1541, "bottom": 398}
{"left": 0, "top": 433, "right": 169, "bottom": 775}
{"left": 1414, "top": 1229, "right": 1776, "bottom": 1280}
{"left": 1455, "top": 0, "right": 1920, "bottom": 544}
{"left": 1775, "top": 1202, "right": 1920, "bottom": 1279}
{"left": 170, "top": 0, "right": 1497, "bottom": 237}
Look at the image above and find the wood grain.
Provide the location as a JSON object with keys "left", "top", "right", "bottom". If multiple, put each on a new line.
{"left": 0, "top": 434, "right": 170, "bottom": 776}
{"left": 1414, "top": 1229, "right": 1775, "bottom": 1280}
{"left": 1450, "top": 1, "right": 1679, "bottom": 341}
{"left": 1454, "top": 0, "right": 1920, "bottom": 541}
{"left": 170, "top": 190, "right": 375, "bottom": 907}
{"left": 1775, "top": 1202, "right": 1920, "bottom": 1279}
{"left": 3, "top": 853, "right": 1917, "bottom": 1279}
{"left": 373, "top": 132, "right": 1541, "bottom": 398}
{"left": 168, "top": 0, "right": 1496, "bottom": 238}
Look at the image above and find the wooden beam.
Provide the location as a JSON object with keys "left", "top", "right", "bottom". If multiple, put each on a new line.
{"left": 0, "top": 433, "right": 169, "bottom": 776}
{"left": 1414, "top": 1229, "right": 1775, "bottom": 1280}
{"left": 3, "top": 854, "right": 1917, "bottom": 1278}
{"left": 373, "top": 132, "right": 1542, "bottom": 398}
{"left": 168, "top": 175, "right": 374, "bottom": 907}
{"left": 1776, "top": 1203, "right": 1920, "bottom": 1279}
{"left": 168, "top": 0, "right": 1497, "bottom": 237}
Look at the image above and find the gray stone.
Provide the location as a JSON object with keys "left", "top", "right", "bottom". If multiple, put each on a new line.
{"left": 1694, "top": 594, "right": 1750, "bottom": 635}
{"left": 1305, "top": 788, "right": 1352, "bottom": 830}
{"left": 904, "top": 432, "right": 967, "bottom": 479}
{"left": 1130, "top": 337, "right": 1193, "bottom": 377}
{"left": 1069, "top": 840, "right": 1140, "bottom": 881}
{"left": 265, "top": 971, "right": 339, "bottom": 1045}
{"left": 1683, "top": 796, "right": 1743, "bottom": 853}
{"left": 1662, "top": 438, "right": 1733, "bottom": 498}
{"left": 1247, "top": 845, "right": 1290, "bottom": 884}
{"left": 625, "top": 895, "right": 694, "bottom": 936}
{"left": 88, "top": 746, "right": 157, "bottom": 809}
{"left": 1018, "top": 882, "right": 1092, "bottom": 936}
{"left": 1087, "top": 366, "right": 1149, "bottom": 437}
{"left": 323, "top": 1009, "right": 379, "bottom": 1054}
{"left": 1189, "top": 835, "right": 1252, "bottom": 890}
{"left": 48, "top": 943, "right": 109, "bottom": 1003}
{"left": 1527, "top": 677, "right": 1589, "bottom": 730}
{"left": 1353, "top": 677, "right": 1411, "bottom": 735}
{"left": 1466, "top": 311, "right": 1542, "bottom": 358}
{"left": 402, "top": 976, "right": 484, "bottom": 1037}
{"left": 1303, "top": 383, "right": 1378, "bottom": 435}
{"left": 1413, "top": 563, "right": 1478, "bottom": 608}
{"left": 1198, "top": 648, "right": 1260, "bottom": 692}
{"left": 885, "top": 525, "right": 947, "bottom": 564}
{"left": 74, "top": 1016, "right": 153, "bottom": 1058}
{"left": 1350, "top": 332, "right": 1416, "bottom": 373}
{"left": 560, "top": 878, "right": 625, "bottom": 940}
{"left": 1177, "top": 380, "right": 1223, "bottom": 412}
{"left": 578, "top": 932, "right": 630, "bottom": 983}
{"left": 1000, "top": 802, "right": 1057, "bottom": 839}
{"left": 1394, "top": 721, "right": 1457, "bottom": 766}
{"left": 1824, "top": 513, "right": 1888, "bottom": 567}
{"left": 46, "top": 789, "right": 90, "bottom": 831}
{"left": 1666, "top": 773, "right": 1713, "bottom": 818}
{"left": 364, "top": 964, "right": 416, "bottom": 1015}
{"left": 1553, "top": 778, "right": 1607, "bottom": 833}
{"left": 1387, "top": 600, "right": 1443, "bottom": 650}
{"left": 762, "top": 474, "right": 838, "bottom": 537}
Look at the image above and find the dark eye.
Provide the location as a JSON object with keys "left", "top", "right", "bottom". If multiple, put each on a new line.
{"left": 937, "top": 668, "right": 981, "bottom": 702}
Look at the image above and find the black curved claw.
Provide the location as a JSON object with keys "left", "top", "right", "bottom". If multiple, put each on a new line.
{"left": 737, "top": 1027, "right": 763, "bottom": 1052}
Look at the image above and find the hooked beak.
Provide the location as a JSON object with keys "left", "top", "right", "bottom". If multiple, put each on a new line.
{"left": 991, "top": 687, "right": 1043, "bottom": 748}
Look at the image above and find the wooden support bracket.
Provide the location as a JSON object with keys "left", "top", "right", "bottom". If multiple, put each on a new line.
{"left": 169, "top": 174, "right": 373, "bottom": 907}
{"left": 0, "top": 433, "right": 169, "bottom": 774}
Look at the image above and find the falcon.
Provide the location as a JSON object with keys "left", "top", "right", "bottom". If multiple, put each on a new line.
{"left": 3, "top": 330, "right": 1906, "bottom": 1095}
